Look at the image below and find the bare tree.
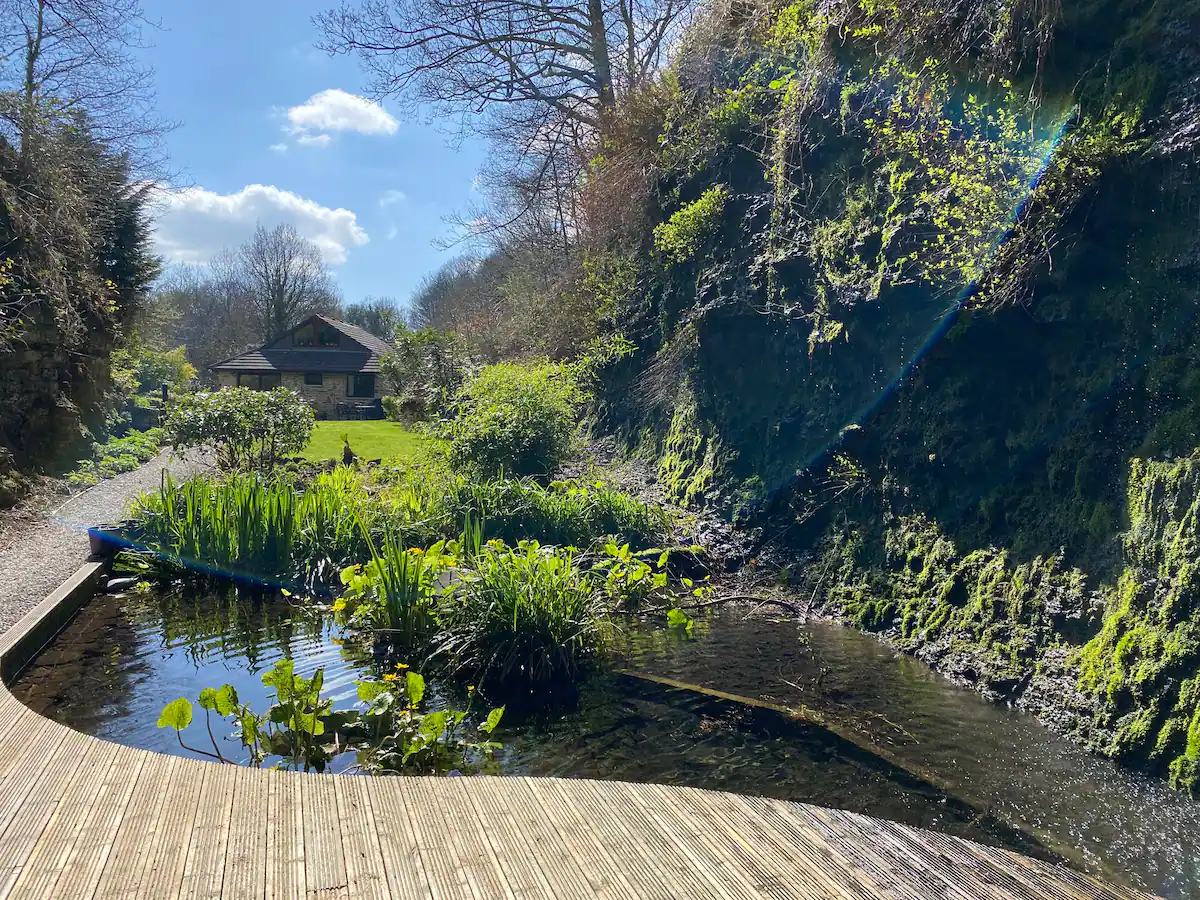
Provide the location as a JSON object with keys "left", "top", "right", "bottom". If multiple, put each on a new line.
{"left": 239, "top": 223, "right": 341, "bottom": 341}
{"left": 0, "top": 0, "right": 168, "bottom": 167}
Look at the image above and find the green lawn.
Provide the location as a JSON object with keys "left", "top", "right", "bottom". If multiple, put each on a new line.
{"left": 301, "top": 421, "right": 429, "bottom": 463}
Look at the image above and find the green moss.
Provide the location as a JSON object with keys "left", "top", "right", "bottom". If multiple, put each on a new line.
{"left": 1072, "top": 453, "right": 1200, "bottom": 787}
{"left": 653, "top": 185, "right": 731, "bottom": 264}
{"left": 657, "top": 386, "right": 721, "bottom": 506}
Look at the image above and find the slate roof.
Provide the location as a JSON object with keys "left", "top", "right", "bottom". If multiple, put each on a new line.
{"left": 210, "top": 315, "right": 392, "bottom": 374}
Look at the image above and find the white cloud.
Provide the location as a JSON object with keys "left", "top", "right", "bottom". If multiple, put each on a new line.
{"left": 269, "top": 142, "right": 288, "bottom": 153}
{"left": 286, "top": 89, "right": 398, "bottom": 142}
{"left": 386, "top": 225, "right": 399, "bottom": 241}
{"left": 379, "top": 189, "right": 406, "bottom": 207}
{"left": 295, "top": 133, "right": 332, "bottom": 148}
{"left": 153, "top": 184, "right": 369, "bottom": 265}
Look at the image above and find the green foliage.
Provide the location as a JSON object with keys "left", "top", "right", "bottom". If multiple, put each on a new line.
{"left": 157, "top": 698, "right": 193, "bottom": 730}
{"left": 658, "top": 391, "right": 720, "bottom": 507}
{"left": 436, "top": 539, "right": 607, "bottom": 684}
{"left": 653, "top": 185, "right": 730, "bottom": 264}
{"left": 165, "top": 387, "right": 315, "bottom": 470}
{"left": 825, "top": 514, "right": 1090, "bottom": 689}
{"left": 159, "top": 660, "right": 502, "bottom": 774}
{"left": 380, "top": 325, "right": 470, "bottom": 422}
{"left": 446, "top": 362, "right": 584, "bottom": 477}
{"left": 111, "top": 345, "right": 197, "bottom": 396}
{"left": 375, "top": 465, "right": 671, "bottom": 551}
{"left": 126, "top": 469, "right": 377, "bottom": 588}
{"left": 337, "top": 530, "right": 455, "bottom": 644}
{"left": 1074, "top": 453, "right": 1200, "bottom": 793}
{"left": 68, "top": 427, "right": 163, "bottom": 487}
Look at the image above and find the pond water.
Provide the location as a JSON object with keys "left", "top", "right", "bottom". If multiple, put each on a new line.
{"left": 11, "top": 589, "right": 1200, "bottom": 899}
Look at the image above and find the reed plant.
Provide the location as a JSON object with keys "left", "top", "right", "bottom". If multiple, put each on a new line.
{"left": 435, "top": 539, "right": 607, "bottom": 684}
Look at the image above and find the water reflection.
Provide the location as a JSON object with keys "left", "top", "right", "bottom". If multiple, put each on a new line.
{"left": 11, "top": 593, "right": 1199, "bottom": 897}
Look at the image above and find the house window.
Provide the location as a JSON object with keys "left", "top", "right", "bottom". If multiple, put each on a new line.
{"left": 237, "top": 373, "right": 281, "bottom": 390}
{"left": 318, "top": 326, "right": 339, "bottom": 346}
{"left": 294, "top": 324, "right": 315, "bottom": 346}
{"left": 347, "top": 373, "right": 375, "bottom": 398}
{"left": 304, "top": 373, "right": 323, "bottom": 386}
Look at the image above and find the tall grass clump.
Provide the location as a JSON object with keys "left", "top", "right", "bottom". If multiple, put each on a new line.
{"left": 376, "top": 461, "right": 670, "bottom": 550}
{"left": 127, "top": 470, "right": 378, "bottom": 588}
{"left": 436, "top": 540, "right": 606, "bottom": 684}
{"left": 336, "top": 526, "right": 451, "bottom": 645}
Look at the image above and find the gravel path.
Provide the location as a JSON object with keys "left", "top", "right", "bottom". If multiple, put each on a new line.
{"left": 0, "top": 451, "right": 211, "bottom": 633}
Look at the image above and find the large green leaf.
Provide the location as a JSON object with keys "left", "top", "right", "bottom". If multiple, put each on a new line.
{"left": 406, "top": 671, "right": 426, "bottom": 706}
{"left": 199, "top": 684, "right": 239, "bottom": 716}
{"left": 479, "top": 705, "right": 505, "bottom": 735}
{"left": 157, "top": 698, "right": 193, "bottom": 731}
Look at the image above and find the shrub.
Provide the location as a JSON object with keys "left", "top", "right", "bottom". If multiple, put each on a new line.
{"left": 446, "top": 362, "right": 583, "bottom": 477}
{"left": 436, "top": 539, "right": 606, "bottom": 683}
{"left": 653, "top": 184, "right": 729, "bottom": 263}
{"left": 165, "top": 387, "right": 315, "bottom": 470}
{"left": 68, "top": 428, "right": 164, "bottom": 487}
{"left": 380, "top": 326, "right": 470, "bottom": 421}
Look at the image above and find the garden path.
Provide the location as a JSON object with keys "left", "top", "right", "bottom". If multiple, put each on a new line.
{"left": 0, "top": 451, "right": 210, "bottom": 633}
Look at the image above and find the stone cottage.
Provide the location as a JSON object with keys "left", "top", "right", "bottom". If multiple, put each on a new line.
{"left": 209, "top": 314, "right": 391, "bottom": 418}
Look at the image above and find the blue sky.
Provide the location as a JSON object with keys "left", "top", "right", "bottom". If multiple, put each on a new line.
{"left": 141, "top": 0, "right": 487, "bottom": 307}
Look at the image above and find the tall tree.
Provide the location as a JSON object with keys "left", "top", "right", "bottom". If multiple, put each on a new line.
{"left": 239, "top": 223, "right": 340, "bottom": 341}
{"left": 341, "top": 296, "right": 404, "bottom": 339}
{"left": 0, "top": 0, "right": 166, "bottom": 164}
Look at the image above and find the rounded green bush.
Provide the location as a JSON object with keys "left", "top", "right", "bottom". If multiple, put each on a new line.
{"left": 446, "top": 363, "right": 583, "bottom": 477}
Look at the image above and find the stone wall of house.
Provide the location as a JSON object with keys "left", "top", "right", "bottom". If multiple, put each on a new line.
{"left": 281, "top": 373, "right": 384, "bottom": 417}
{"left": 211, "top": 372, "right": 383, "bottom": 417}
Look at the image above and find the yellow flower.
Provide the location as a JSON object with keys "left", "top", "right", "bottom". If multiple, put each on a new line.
{"left": 281, "top": 588, "right": 293, "bottom": 597}
{"left": 331, "top": 599, "right": 347, "bottom": 612}
{"left": 395, "top": 662, "right": 409, "bottom": 670}
{"left": 407, "top": 547, "right": 424, "bottom": 555}
{"left": 467, "top": 685, "right": 475, "bottom": 693}
{"left": 382, "top": 673, "right": 399, "bottom": 683}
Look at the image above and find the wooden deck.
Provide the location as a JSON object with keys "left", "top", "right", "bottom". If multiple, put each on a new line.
{"left": 0, "top": 562, "right": 1154, "bottom": 900}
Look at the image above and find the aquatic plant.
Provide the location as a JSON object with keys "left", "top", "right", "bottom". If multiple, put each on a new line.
{"left": 157, "top": 660, "right": 503, "bottom": 774}
{"left": 435, "top": 539, "right": 608, "bottom": 684}
{"left": 337, "top": 528, "right": 454, "bottom": 645}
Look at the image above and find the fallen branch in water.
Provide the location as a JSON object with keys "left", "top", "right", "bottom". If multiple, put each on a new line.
{"left": 644, "top": 594, "right": 799, "bottom": 614}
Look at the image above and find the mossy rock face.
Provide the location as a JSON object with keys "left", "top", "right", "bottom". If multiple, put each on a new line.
{"left": 1074, "top": 454, "right": 1200, "bottom": 788}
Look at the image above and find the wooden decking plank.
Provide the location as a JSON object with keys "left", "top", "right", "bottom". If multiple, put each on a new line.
{"left": 667, "top": 787, "right": 855, "bottom": 900}
{"left": 0, "top": 730, "right": 118, "bottom": 900}
{"left": 470, "top": 776, "right": 629, "bottom": 900}
{"left": 962, "top": 839, "right": 1146, "bottom": 900}
{"left": 135, "top": 754, "right": 208, "bottom": 899}
{"left": 641, "top": 783, "right": 812, "bottom": 900}
{"left": 784, "top": 803, "right": 983, "bottom": 900}
{"left": 301, "top": 771, "right": 350, "bottom": 899}
{"left": 0, "top": 710, "right": 58, "bottom": 785}
{"left": 180, "top": 761, "right": 239, "bottom": 899}
{"left": 37, "top": 743, "right": 147, "bottom": 899}
{"left": 265, "top": 768, "right": 307, "bottom": 900}
{"left": 651, "top": 785, "right": 814, "bottom": 900}
{"left": 334, "top": 773, "right": 389, "bottom": 900}
{"left": 364, "top": 778, "right": 432, "bottom": 900}
{"left": 222, "top": 763, "right": 269, "bottom": 900}
{"left": 523, "top": 777, "right": 641, "bottom": 900}
{"left": 406, "top": 777, "right": 514, "bottom": 900}
{"left": 544, "top": 778, "right": 701, "bottom": 900}
{"left": 442, "top": 778, "right": 548, "bottom": 900}
{"left": 863, "top": 814, "right": 1083, "bottom": 900}
{"left": 734, "top": 796, "right": 885, "bottom": 900}
{"left": 93, "top": 753, "right": 183, "bottom": 900}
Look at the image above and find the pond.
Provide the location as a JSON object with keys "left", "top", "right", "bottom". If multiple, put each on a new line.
{"left": 10, "top": 588, "right": 1200, "bottom": 899}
